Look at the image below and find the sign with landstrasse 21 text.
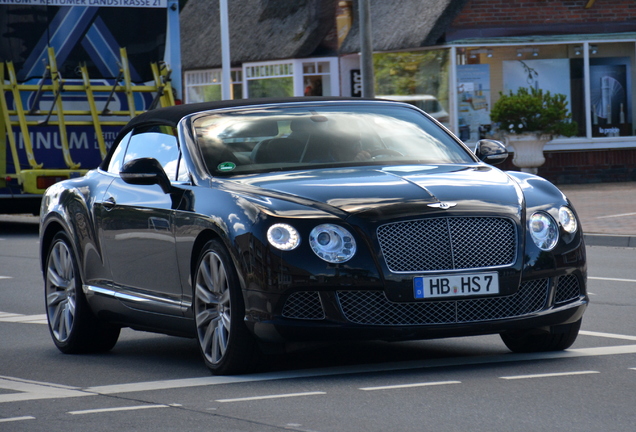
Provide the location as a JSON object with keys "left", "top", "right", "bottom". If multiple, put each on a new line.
{"left": 0, "top": 0, "right": 167, "bottom": 8}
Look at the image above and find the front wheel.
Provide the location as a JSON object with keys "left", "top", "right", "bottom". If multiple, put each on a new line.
{"left": 194, "top": 239, "right": 257, "bottom": 374}
{"left": 45, "top": 231, "right": 120, "bottom": 353}
{"left": 500, "top": 319, "right": 582, "bottom": 353}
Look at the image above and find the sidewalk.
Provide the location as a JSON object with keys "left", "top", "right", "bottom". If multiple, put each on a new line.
{"left": 559, "top": 181, "right": 636, "bottom": 247}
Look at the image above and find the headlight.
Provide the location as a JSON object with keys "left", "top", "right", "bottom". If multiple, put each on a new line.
{"left": 309, "top": 224, "right": 356, "bottom": 263}
{"left": 267, "top": 223, "right": 300, "bottom": 250}
{"left": 529, "top": 212, "right": 559, "bottom": 251}
{"left": 559, "top": 206, "right": 578, "bottom": 233}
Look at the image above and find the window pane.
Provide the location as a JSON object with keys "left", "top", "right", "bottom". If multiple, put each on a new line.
{"left": 124, "top": 126, "right": 180, "bottom": 181}
{"left": 107, "top": 130, "right": 132, "bottom": 174}
{"left": 374, "top": 50, "right": 450, "bottom": 129}
{"left": 247, "top": 77, "right": 293, "bottom": 98}
{"left": 589, "top": 42, "right": 634, "bottom": 137}
{"left": 192, "top": 102, "right": 474, "bottom": 176}
{"left": 187, "top": 85, "right": 222, "bottom": 103}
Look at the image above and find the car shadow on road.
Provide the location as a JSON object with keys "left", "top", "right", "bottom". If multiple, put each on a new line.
{"left": 0, "top": 221, "right": 39, "bottom": 235}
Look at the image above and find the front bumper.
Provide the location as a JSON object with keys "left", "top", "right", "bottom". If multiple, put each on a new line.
{"left": 245, "top": 273, "right": 588, "bottom": 343}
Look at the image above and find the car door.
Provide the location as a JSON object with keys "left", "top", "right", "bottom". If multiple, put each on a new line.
{"left": 98, "top": 125, "right": 187, "bottom": 315}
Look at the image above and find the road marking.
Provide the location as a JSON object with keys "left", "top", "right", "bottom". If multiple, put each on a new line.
{"left": 3, "top": 344, "right": 636, "bottom": 403}
{"left": 589, "top": 276, "right": 636, "bottom": 283}
{"left": 0, "top": 276, "right": 11, "bottom": 280}
{"left": 0, "top": 376, "right": 93, "bottom": 403}
{"left": 216, "top": 391, "right": 326, "bottom": 403}
{"left": 360, "top": 380, "right": 461, "bottom": 391}
{"left": 580, "top": 330, "right": 636, "bottom": 341}
{"left": 83, "top": 345, "right": 636, "bottom": 395}
{"left": 596, "top": 212, "right": 636, "bottom": 219}
{"left": 0, "top": 416, "right": 35, "bottom": 423}
{"left": 0, "top": 312, "right": 47, "bottom": 324}
{"left": 500, "top": 371, "right": 599, "bottom": 380}
{"left": 68, "top": 404, "right": 170, "bottom": 415}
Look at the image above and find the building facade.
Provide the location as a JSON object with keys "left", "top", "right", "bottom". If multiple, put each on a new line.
{"left": 180, "top": 0, "right": 636, "bottom": 183}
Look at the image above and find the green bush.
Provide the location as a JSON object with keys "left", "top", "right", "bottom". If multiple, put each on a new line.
{"left": 490, "top": 87, "right": 578, "bottom": 137}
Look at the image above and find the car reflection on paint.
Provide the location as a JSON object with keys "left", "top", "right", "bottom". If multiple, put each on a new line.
{"left": 39, "top": 97, "right": 587, "bottom": 375}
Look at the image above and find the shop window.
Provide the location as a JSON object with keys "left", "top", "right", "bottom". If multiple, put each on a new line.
{"left": 303, "top": 61, "right": 331, "bottom": 96}
{"left": 244, "top": 62, "right": 294, "bottom": 98}
{"left": 184, "top": 69, "right": 243, "bottom": 103}
{"left": 466, "top": 42, "right": 636, "bottom": 140}
{"left": 460, "top": 44, "right": 589, "bottom": 140}
{"left": 586, "top": 43, "right": 633, "bottom": 137}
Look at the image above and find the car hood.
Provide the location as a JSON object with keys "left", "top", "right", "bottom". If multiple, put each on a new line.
{"left": 232, "top": 164, "right": 524, "bottom": 221}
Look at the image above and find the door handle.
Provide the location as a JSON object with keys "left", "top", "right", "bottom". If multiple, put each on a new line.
{"left": 102, "top": 196, "right": 116, "bottom": 210}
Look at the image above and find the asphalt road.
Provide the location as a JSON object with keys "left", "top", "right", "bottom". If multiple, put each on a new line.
{"left": 1, "top": 220, "right": 635, "bottom": 432}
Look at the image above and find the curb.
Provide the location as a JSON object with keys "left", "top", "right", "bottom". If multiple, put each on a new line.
{"left": 584, "top": 233, "right": 636, "bottom": 248}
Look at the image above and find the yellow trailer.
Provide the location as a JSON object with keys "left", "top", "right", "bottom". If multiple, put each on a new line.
{"left": 0, "top": 47, "right": 175, "bottom": 214}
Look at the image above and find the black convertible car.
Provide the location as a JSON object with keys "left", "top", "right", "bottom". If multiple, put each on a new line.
{"left": 40, "top": 97, "right": 587, "bottom": 374}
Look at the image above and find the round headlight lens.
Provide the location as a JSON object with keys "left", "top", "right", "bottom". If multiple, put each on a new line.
{"left": 529, "top": 212, "right": 559, "bottom": 251}
{"left": 559, "top": 206, "right": 578, "bottom": 233}
{"left": 267, "top": 223, "right": 300, "bottom": 250}
{"left": 309, "top": 224, "right": 356, "bottom": 263}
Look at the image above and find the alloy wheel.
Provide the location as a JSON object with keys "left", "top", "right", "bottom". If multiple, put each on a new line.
{"left": 195, "top": 250, "right": 232, "bottom": 365}
{"left": 46, "top": 240, "right": 77, "bottom": 343}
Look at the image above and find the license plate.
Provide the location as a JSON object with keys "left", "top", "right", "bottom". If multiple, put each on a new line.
{"left": 413, "top": 272, "right": 499, "bottom": 299}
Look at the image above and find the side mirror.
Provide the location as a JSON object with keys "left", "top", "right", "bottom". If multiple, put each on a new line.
{"left": 474, "top": 139, "right": 508, "bottom": 165}
{"left": 120, "top": 157, "right": 172, "bottom": 194}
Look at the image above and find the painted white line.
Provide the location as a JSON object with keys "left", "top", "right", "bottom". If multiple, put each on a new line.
{"left": 0, "top": 416, "right": 35, "bottom": 423}
{"left": 85, "top": 344, "right": 636, "bottom": 396}
{"left": 0, "top": 276, "right": 12, "bottom": 280}
{"left": 216, "top": 391, "right": 326, "bottom": 403}
{"left": 500, "top": 371, "right": 599, "bottom": 380}
{"left": 596, "top": 212, "right": 636, "bottom": 219}
{"left": 589, "top": 276, "right": 636, "bottom": 283}
{"left": 0, "top": 376, "right": 94, "bottom": 403}
{"left": 360, "top": 380, "right": 461, "bottom": 391}
{"left": 0, "top": 313, "right": 47, "bottom": 324}
{"left": 630, "top": 368, "right": 636, "bottom": 371}
{"left": 580, "top": 330, "right": 636, "bottom": 341}
{"left": 68, "top": 404, "right": 170, "bottom": 415}
{"left": 4, "top": 344, "right": 636, "bottom": 403}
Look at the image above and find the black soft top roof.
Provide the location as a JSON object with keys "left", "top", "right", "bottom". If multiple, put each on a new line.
{"left": 115, "top": 96, "right": 376, "bottom": 142}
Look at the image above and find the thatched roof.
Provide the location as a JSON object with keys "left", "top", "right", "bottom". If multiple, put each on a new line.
{"left": 180, "top": 0, "right": 337, "bottom": 69}
{"left": 339, "top": 0, "right": 471, "bottom": 54}
{"left": 180, "top": 0, "right": 470, "bottom": 70}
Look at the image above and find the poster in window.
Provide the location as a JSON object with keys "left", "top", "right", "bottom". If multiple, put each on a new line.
{"left": 502, "top": 58, "right": 572, "bottom": 111}
{"left": 589, "top": 58, "right": 631, "bottom": 137}
{"left": 457, "top": 64, "right": 491, "bottom": 142}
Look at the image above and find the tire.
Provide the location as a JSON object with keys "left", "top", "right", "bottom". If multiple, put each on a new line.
{"left": 45, "top": 231, "right": 120, "bottom": 354}
{"left": 500, "top": 319, "right": 582, "bottom": 353}
{"left": 194, "top": 239, "right": 257, "bottom": 375}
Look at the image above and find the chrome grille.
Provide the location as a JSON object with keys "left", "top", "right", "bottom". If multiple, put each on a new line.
{"left": 554, "top": 275, "right": 581, "bottom": 304}
{"left": 282, "top": 291, "right": 325, "bottom": 320}
{"left": 377, "top": 217, "right": 517, "bottom": 272}
{"left": 337, "top": 279, "right": 548, "bottom": 326}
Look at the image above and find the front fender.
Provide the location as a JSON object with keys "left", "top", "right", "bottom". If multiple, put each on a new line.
{"left": 506, "top": 171, "right": 586, "bottom": 277}
{"left": 39, "top": 173, "right": 112, "bottom": 287}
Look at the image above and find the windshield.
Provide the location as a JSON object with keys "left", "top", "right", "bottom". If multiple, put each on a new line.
{"left": 190, "top": 102, "right": 475, "bottom": 176}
